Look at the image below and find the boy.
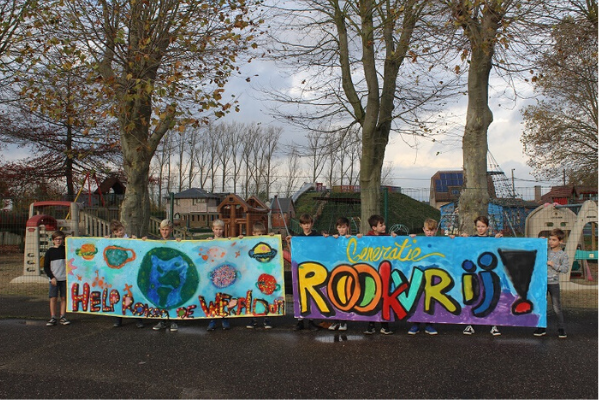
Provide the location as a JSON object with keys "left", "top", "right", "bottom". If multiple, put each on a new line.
{"left": 44, "top": 231, "right": 70, "bottom": 326}
{"left": 287, "top": 213, "right": 321, "bottom": 331}
{"left": 246, "top": 222, "right": 274, "bottom": 329}
{"left": 207, "top": 219, "right": 231, "bottom": 331}
{"left": 152, "top": 220, "right": 181, "bottom": 333}
{"left": 534, "top": 228, "right": 569, "bottom": 338}
{"left": 327, "top": 217, "right": 356, "bottom": 332}
{"left": 108, "top": 220, "right": 144, "bottom": 329}
{"left": 364, "top": 214, "right": 396, "bottom": 335}
{"left": 407, "top": 218, "right": 439, "bottom": 335}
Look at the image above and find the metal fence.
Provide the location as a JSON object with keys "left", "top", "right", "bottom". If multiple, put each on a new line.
{"left": 1, "top": 188, "right": 597, "bottom": 309}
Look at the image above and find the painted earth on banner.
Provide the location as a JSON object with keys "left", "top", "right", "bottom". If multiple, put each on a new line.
{"left": 65, "top": 236, "right": 285, "bottom": 319}
{"left": 291, "top": 236, "right": 548, "bottom": 327}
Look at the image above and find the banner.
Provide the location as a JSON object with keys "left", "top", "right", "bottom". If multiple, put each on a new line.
{"left": 291, "top": 236, "right": 547, "bottom": 327}
{"left": 66, "top": 236, "right": 285, "bottom": 319}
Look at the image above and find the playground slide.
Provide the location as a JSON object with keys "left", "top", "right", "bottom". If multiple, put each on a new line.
{"left": 291, "top": 182, "right": 316, "bottom": 203}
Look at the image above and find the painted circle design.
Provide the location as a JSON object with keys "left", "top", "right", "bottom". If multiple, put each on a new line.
{"left": 210, "top": 264, "right": 238, "bottom": 288}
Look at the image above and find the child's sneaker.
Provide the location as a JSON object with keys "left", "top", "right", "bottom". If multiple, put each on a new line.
{"left": 222, "top": 319, "right": 230, "bottom": 330}
{"left": 328, "top": 322, "right": 340, "bottom": 331}
{"left": 364, "top": 323, "right": 376, "bottom": 335}
{"left": 169, "top": 322, "right": 178, "bottom": 332}
{"left": 246, "top": 319, "right": 258, "bottom": 329}
{"left": 338, "top": 323, "right": 347, "bottom": 331}
{"left": 263, "top": 319, "right": 272, "bottom": 329}
{"left": 463, "top": 325, "right": 475, "bottom": 335}
{"left": 408, "top": 324, "right": 419, "bottom": 335}
{"left": 380, "top": 327, "right": 393, "bottom": 335}
{"left": 490, "top": 326, "right": 501, "bottom": 336}
{"left": 207, "top": 320, "right": 216, "bottom": 331}
{"left": 153, "top": 321, "right": 168, "bottom": 330}
{"left": 46, "top": 317, "right": 57, "bottom": 327}
{"left": 59, "top": 316, "right": 71, "bottom": 326}
{"left": 294, "top": 320, "right": 305, "bottom": 331}
{"left": 558, "top": 329, "right": 567, "bottom": 339}
{"left": 424, "top": 325, "right": 437, "bottom": 335}
{"left": 136, "top": 320, "right": 145, "bottom": 329}
{"left": 533, "top": 328, "right": 546, "bottom": 336}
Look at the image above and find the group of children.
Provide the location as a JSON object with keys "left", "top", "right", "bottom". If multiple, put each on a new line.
{"left": 44, "top": 213, "right": 569, "bottom": 339}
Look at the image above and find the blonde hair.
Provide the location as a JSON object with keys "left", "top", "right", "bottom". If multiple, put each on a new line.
{"left": 160, "top": 219, "right": 173, "bottom": 229}
{"left": 424, "top": 218, "right": 438, "bottom": 230}
{"left": 212, "top": 219, "right": 225, "bottom": 228}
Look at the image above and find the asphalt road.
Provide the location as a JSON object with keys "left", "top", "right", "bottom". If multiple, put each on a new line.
{"left": 0, "top": 295, "right": 597, "bottom": 399}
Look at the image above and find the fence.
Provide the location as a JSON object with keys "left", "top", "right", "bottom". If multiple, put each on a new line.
{"left": 1, "top": 188, "right": 597, "bottom": 309}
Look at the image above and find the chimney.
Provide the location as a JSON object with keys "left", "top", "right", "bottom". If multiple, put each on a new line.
{"left": 534, "top": 185, "right": 542, "bottom": 203}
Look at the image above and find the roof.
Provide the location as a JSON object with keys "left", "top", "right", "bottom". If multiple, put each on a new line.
{"left": 270, "top": 197, "right": 294, "bottom": 213}
{"left": 95, "top": 176, "right": 126, "bottom": 195}
{"left": 172, "top": 188, "right": 222, "bottom": 199}
{"left": 540, "top": 185, "right": 598, "bottom": 203}
{"left": 430, "top": 170, "right": 497, "bottom": 203}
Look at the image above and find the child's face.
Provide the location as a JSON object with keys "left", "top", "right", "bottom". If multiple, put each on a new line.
{"left": 113, "top": 227, "right": 126, "bottom": 238}
{"left": 300, "top": 222, "right": 313, "bottom": 233}
{"left": 159, "top": 226, "right": 173, "bottom": 239}
{"left": 475, "top": 221, "right": 488, "bottom": 236}
{"left": 52, "top": 236, "right": 64, "bottom": 247}
{"left": 373, "top": 221, "right": 386, "bottom": 235}
{"left": 212, "top": 225, "right": 224, "bottom": 238}
{"left": 336, "top": 224, "right": 349, "bottom": 236}
{"left": 423, "top": 226, "right": 436, "bottom": 237}
{"left": 548, "top": 235, "right": 561, "bottom": 249}
{"left": 252, "top": 230, "right": 265, "bottom": 236}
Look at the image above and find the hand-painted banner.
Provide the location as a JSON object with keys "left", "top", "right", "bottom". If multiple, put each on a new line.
{"left": 291, "top": 236, "right": 547, "bottom": 327}
{"left": 65, "top": 236, "right": 285, "bottom": 319}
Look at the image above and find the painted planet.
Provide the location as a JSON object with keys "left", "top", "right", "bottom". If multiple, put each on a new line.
{"left": 137, "top": 247, "right": 199, "bottom": 309}
{"left": 248, "top": 242, "right": 277, "bottom": 263}
{"left": 256, "top": 273, "right": 280, "bottom": 295}
{"left": 209, "top": 264, "right": 238, "bottom": 288}
{"left": 76, "top": 243, "right": 98, "bottom": 260}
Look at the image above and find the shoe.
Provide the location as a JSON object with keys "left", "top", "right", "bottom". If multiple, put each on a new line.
{"left": 318, "top": 321, "right": 332, "bottom": 329}
{"left": 490, "top": 326, "right": 501, "bottom": 336}
{"left": 207, "top": 320, "right": 216, "bottom": 331}
{"left": 328, "top": 322, "right": 340, "bottom": 331}
{"left": 113, "top": 321, "right": 122, "bottom": 328}
{"left": 533, "top": 328, "right": 546, "bottom": 337}
{"left": 136, "top": 321, "right": 145, "bottom": 329}
{"left": 294, "top": 320, "right": 305, "bottom": 331}
{"left": 364, "top": 322, "right": 376, "bottom": 335}
{"left": 463, "top": 325, "right": 475, "bottom": 335}
{"left": 59, "top": 316, "right": 70, "bottom": 326}
{"left": 246, "top": 319, "right": 257, "bottom": 329}
{"left": 264, "top": 319, "right": 272, "bottom": 329}
{"left": 338, "top": 323, "right": 347, "bottom": 331}
{"left": 222, "top": 319, "right": 230, "bottom": 330}
{"left": 408, "top": 324, "right": 419, "bottom": 335}
{"left": 153, "top": 321, "right": 168, "bottom": 331}
{"left": 424, "top": 325, "right": 437, "bottom": 335}
{"left": 46, "top": 317, "right": 57, "bottom": 326}
{"left": 380, "top": 327, "right": 393, "bottom": 335}
{"left": 169, "top": 322, "right": 178, "bottom": 332}
{"left": 558, "top": 329, "right": 567, "bottom": 339}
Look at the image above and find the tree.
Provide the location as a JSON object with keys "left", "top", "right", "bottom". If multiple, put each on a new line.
{"left": 521, "top": 0, "right": 598, "bottom": 186}
{"left": 266, "top": 0, "right": 454, "bottom": 233}
{"left": 38, "top": 0, "right": 261, "bottom": 236}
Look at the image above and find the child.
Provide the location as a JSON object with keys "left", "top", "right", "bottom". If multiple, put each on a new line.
{"left": 152, "top": 220, "right": 181, "bottom": 333}
{"left": 108, "top": 220, "right": 144, "bottom": 329}
{"left": 327, "top": 217, "right": 357, "bottom": 332}
{"left": 462, "top": 215, "right": 502, "bottom": 336}
{"left": 364, "top": 214, "right": 396, "bottom": 335}
{"left": 534, "top": 228, "right": 569, "bottom": 338}
{"left": 206, "top": 219, "right": 231, "bottom": 331}
{"left": 287, "top": 213, "right": 322, "bottom": 331}
{"left": 407, "top": 218, "right": 439, "bottom": 335}
{"left": 44, "top": 231, "right": 70, "bottom": 326}
{"left": 246, "top": 222, "right": 274, "bottom": 330}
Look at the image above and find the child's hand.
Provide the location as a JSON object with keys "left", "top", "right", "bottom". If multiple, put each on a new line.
{"left": 391, "top": 232, "right": 398, "bottom": 237}
{"left": 332, "top": 234, "right": 339, "bottom": 239}
{"left": 356, "top": 233, "right": 363, "bottom": 238}
{"left": 238, "top": 235, "right": 244, "bottom": 239}
{"left": 460, "top": 233, "right": 469, "bottom": 237}
{"left": 176, "top": 238, "right": 182, "bottom": 242}
{"left": 131, "top": 235, "right": 138, "bottom": 239}
{"left": 322, "top": 233, "right": 330, "bottom": 237}
{"left": 547, "top": 261, "right": 554, "bottom": 267}
{"left": 141, "top": 236, "right": 148, "bottom": 241}
{"left": 494, "top": 232, "right": 503, "bottom": 238}
{"left": 448, "top": 235, "right": 456, "bottom": 239}
{"left": 409, "top": 234, "right": 416, "bottom": 238}
{"left": 50, "top": 277, "right": 57, "bottom": 286}
{"left": 269, "top": 232, "right": 275, "bottom": 236}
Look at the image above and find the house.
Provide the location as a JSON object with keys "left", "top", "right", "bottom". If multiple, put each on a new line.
{"left": 429, "top": 170, "right": 496, "bottom": 210}
{"left": 217, "top": 194, "right": 269, "bottom": 237}
{"left": 168, "top": 188, "right": 223, "bottom": 228}
{"left": 270, "top": 196, "right": 295, "bottom": 234}
{"left": 539, "top": 185, "right": 598, "bottom": 205}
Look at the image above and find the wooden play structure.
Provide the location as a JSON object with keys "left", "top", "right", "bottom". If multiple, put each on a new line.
{"left": 525, "top": 200, "right": 597, "bottom": 287}
{"left": 217, "top": 194, "right": 269, "bottom": 238}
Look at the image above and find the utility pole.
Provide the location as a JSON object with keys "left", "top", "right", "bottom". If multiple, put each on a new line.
{"left": 511, "top": 169, "right": 516, "bottom": 198}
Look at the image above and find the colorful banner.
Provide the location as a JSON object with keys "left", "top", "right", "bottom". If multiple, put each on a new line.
{"left": 291, "top": 236, "right": 548, "bottom": 327}
{"left": 65, "top": 236, "right": 285, "bottom": 319}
